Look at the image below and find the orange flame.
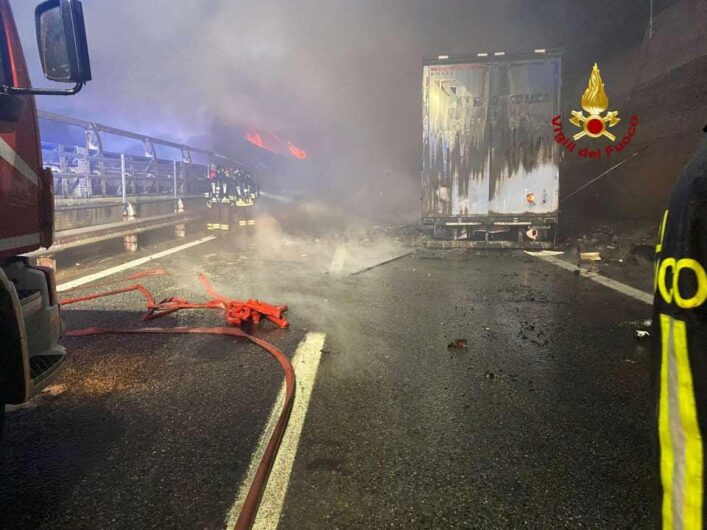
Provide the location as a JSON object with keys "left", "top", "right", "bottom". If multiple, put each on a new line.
{"left": 287, "top": 141, "right": 307, "bottom": 160}
{"left": 246, "top": 130, "right": 307, "bottom": 159}
{"left": 245, "top": 131, "right": 264, "bottom": 148}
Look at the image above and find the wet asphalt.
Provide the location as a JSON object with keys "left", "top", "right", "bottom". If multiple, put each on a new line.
{"left": 0, "top": 233, "right": 657, "bottom": 529}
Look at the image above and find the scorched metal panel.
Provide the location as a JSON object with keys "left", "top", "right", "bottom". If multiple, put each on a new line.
{"left": 487, "top": 59, "right": 560, "bottom": 215}
{"left": 422, "top": 63, "right": 491, "bottom": 217}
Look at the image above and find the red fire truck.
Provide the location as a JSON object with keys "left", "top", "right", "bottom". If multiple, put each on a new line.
{"left": 0, "top": 0, "right": 91, "bottom": 431}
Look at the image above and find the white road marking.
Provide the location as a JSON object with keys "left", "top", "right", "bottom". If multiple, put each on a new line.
{"left": 526, "top": 251, "right": 653, "bottom": 305}
{"left": 328, "top": 244, "right": 347, "bottom": 274}
{"left": 56, "top": 236, "right": 216, "bottom": 292}
{"left": 226, "top": 332, "right": 326, "bottom": 530}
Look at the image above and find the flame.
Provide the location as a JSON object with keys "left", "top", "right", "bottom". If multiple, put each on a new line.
{"left": 245, "top": 131, "right": 264, "bottom": 148}
{"left": 580, "top": 63, "right": 609, "bottom": 115}
{"left": 287, "top": 141, "right": 307, "bottom": 160}
{"left": 245, "top": 130, "right": 308, "bottom": 159}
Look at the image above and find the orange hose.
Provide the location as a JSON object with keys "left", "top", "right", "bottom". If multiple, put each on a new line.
{"left": 60, "top": 270, "right": 294, "bottom": 529}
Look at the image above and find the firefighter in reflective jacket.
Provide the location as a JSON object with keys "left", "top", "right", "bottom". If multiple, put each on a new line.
{"left": 233, "top": 169, "right": 258, "bottom": 230}
{"left": 205, "top": 164, "right": 222, "bottom": 232}
{"left": 205, "top": 165, "right": 234, "bottom": 233}
{"left": 219, "top": 166, "right": 236, "bottom": 232}
{"left": 653, "top": 124, "right": 707, "bottom": 529}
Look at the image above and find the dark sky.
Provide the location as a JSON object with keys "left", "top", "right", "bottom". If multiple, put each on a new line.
{"left": 10, "top": 0, "right": 656, "bottom": 219}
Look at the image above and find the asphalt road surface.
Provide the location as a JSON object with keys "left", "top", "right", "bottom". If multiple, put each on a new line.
{"left": 0, "top": 231, "right": 657, "bottom": 529}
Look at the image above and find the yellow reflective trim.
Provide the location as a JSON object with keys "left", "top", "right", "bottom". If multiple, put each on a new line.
{"left": 660, "top": 314, "right": 676, "bottom": 530}
{"left": 659, "top": 258, "right": 677, "bottom": 305}
{"left": 674, "top": 318, "right": 704, "bottom": 529}
{"left": 657, "top": 209, "right": 669, "bottom": 253}
{"left": 674, "top": 259, "right": 707, "bottom": 309}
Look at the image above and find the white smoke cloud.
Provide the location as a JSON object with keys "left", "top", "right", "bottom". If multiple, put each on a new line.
{"left": 10, "top": 0, "right": 645, "bottom": 222}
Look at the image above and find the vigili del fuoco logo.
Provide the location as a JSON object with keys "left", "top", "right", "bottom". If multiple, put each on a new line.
{"left": 552, "top": 63, "right": 638, "bottom": 160}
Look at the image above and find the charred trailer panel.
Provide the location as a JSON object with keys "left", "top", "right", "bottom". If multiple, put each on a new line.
{"left": 422, "top": 54, "right": 561, "bottom": 247}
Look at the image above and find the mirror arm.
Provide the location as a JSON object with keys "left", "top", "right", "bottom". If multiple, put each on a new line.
{"left": 0, "top": 82, "right": 84, "bottom": 96}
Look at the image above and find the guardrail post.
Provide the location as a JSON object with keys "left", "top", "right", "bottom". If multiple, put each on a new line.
{"left": 121, "top": 154, "right": 127, "bottom": 207}
{"left": 59, "top": 144, "right": 68, "bottom": 197}
{"left": 175, "top": 197, "right": 185, "bottom": 238}
{"left": 80, "top": 146, "right": 92, "bottom": 199}
{"left": 120, "top": 153, "right": 139, "bottom": 251}
{"left": 173, "top": 161, "right": 178, "bottom": 199}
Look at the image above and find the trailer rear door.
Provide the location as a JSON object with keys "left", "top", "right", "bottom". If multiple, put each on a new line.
{"left": 422, "top": 56, "right": 561, "bottom": 221}
{"left": 422, "top": 62, "right": 491, "bottom": 217}
{"left": 488, "top": 59, "right": 560, "bottom": 215}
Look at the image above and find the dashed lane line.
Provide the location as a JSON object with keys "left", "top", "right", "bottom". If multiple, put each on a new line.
{"left": 225, "top": 331, "right": 326, "bottom": 530}
{"left": 526, "top": 251, "right": 653, "bottom": 305}
{"left": 328, "top": 244, "right": 347, "bottom": 274}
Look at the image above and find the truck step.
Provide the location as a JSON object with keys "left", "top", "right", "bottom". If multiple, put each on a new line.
{"left": 30, "top": 354, "right": 65, "bottom": 382}
{"left": 18, "top": 288, "right": 42, "bottom": 318}
{"left": 17, "top": 288, "right": 40, "bottom": 301}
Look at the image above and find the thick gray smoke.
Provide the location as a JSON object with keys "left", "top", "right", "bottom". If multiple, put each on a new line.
{"left": 10, "top": 0, "right": 656, "bottom": 225}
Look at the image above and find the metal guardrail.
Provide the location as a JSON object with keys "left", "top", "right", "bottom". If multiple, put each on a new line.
{"left": 44, "top": 146, "right": 209, "bottom": 200}
{"left": 25, "top": 209, "right": 207, "bottom": 258}
{"left": 39, "top": 111, "right": 262, "bottom": 203}
{"left": 53, "top": 196, "right": 205, "bottom": 231}
{"left": 26, "top": 111, "right": 257, "bottom": 261}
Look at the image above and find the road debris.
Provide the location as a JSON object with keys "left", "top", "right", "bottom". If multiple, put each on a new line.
{"left": 41, "top": 384, "right": 67, "bottom": 397}
{"left": 524, "top": 250, "right": 565, "bottom": 257}
{"left": 633, "top": 319, "right": 652, "bottom": 341}
{"left": 579, "top": 252, "right": 602, "bottom": 262}
{"left": 447, "top": 339, "right": 468, "bottom": 349}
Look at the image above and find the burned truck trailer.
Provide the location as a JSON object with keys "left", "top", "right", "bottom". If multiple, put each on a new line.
{"left": 422, "top": 54, "right": 561, "bottom": 247}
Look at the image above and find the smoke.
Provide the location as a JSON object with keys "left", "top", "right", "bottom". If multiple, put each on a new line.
{"left": 10, "top": 0, "right": 657, "bottom": 226}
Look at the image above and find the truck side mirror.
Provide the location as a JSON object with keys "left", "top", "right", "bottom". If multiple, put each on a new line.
{"left": 35, "top": 0, "right": 91, "bottom": 84}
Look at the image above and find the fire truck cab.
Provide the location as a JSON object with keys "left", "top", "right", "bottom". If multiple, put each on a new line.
{"left": 0, "top": 0, "right": 90, "bottom": 432}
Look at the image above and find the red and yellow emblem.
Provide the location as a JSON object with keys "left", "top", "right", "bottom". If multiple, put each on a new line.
{"left": 569, "top": 63, "right": 620, "bottom": 141}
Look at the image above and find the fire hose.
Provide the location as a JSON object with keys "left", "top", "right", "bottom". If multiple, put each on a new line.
{"left": 59, "top": 269, "right": 292, "bottom": 530}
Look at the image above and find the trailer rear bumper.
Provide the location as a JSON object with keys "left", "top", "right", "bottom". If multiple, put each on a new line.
{"left": 424, "top": 215, "right": 558, "bottom": 248}
{"left": 426, "top": 239, "right": 555, "bottom": 249}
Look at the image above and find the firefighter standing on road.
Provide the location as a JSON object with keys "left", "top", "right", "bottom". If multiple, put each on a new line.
{"left": 653, "top": 124, "right": 707, "bottom": 529}
{"left": 205, "top": 165, "right": 235, "bottom": 234}
{"left": 218, "top": 166, "right": 235, "bottom": 233}
{"left": 206, "top": 164, "right": 222, "bottom": 233}
{"left": 233, "top": 169, "right": 259, "bottom": 231}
